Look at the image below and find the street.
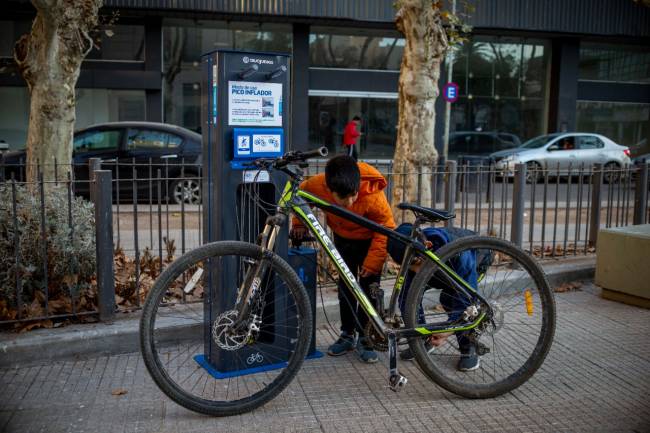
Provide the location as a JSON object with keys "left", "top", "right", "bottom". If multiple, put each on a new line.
{"left": 1, "top": 282, "right": 649, "bottom": 433}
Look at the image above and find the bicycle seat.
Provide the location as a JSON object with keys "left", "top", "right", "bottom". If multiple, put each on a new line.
{"left": 397, "top": 203, "right": 455, "bottom": 223}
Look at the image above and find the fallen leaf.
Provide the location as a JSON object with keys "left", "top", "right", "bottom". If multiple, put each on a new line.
{"left": 111, "top": 388, "right": 128, "bottom": 396}
{"left": 18, "top": 320, "right": 53, "bottom": 333}
{"left": 554, "top": 281, "right": 583, "bottom": 293}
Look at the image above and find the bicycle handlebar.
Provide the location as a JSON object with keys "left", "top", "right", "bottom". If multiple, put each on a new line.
{"left": 273, "top": 147, "right": 328, "bottom": 168}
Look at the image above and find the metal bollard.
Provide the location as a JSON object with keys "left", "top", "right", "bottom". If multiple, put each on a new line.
{"left": 589, "top": 163, "right": 603, "bottom": 247}
{"left": 92, "top": 170, "right": 116, "bottom": 322}
{"left": 511, "top": 163, "right": 527, "bottom": 248}
{"left": 633, "top": 162, "right": 649, "bottom": 225}
{"left": 444, "top": 160, "right": 457, "bottom": 228}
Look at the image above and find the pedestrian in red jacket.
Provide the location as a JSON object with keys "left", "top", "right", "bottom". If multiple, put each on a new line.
{"left": 342, "top": 115, "right": 362, "bottom": 160}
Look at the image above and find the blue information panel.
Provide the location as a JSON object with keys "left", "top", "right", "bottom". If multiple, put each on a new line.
{"left": 232, "top": 127, "right": 284, "bottom": 168}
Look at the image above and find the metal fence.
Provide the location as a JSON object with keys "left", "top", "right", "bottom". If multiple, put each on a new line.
{"left": 0, "top": 163, "right": 99, "bottom": 326}
{"left": 1, "top": 157, "right": 649, "bottom": 326}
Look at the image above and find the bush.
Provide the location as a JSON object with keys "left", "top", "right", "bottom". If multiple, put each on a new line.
{"left": 0, "top": 183, "right": 96, "bottom": 322}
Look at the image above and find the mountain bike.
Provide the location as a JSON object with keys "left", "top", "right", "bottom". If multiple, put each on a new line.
{"left": 140, "top": 147, "right": 556, "bottom": 416}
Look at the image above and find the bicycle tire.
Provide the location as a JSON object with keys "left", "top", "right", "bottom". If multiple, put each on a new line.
{"left": 403, "top": 236, "right": 556, "bottom": 398}
{"left": 140, "top": 241, "right": 312, "bottom": 416}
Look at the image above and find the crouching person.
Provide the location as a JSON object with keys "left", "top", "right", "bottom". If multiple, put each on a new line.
{"left": 387, "top": 223, "right": 488, "bottom": 371}
{"left": 290, "top": 155, "right": 396, "bottom": 363}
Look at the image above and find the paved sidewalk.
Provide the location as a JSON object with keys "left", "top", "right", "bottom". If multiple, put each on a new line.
{"left": 1, "top": 281, "right": 649, "bottom": 433}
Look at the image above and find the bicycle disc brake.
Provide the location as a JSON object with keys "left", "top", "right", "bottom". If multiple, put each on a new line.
{"left": 212, "top": 310, "right": 260, "bottom": 351}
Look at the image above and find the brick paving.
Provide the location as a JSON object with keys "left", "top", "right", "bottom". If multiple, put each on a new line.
{"left": 1, "top": 282, "right": 649, "bottom": 433}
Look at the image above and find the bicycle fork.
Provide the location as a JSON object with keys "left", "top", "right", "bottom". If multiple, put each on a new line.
{"left": 234, "top": 215, "right": 285, "bottom": 327}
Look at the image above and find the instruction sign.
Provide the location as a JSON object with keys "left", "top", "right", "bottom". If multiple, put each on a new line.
{"left": 228, "top": 81, "right": 283, "bottom": 126}
{"left": 252, "top": 134, "right": 281, "bottom": 153}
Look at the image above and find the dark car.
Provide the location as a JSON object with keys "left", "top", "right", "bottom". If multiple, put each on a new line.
{"left": 448, "top": 131, "right": 521, "bottom": 165}
{"left": 1, "top": 122, "right": 202, "bottom": 204}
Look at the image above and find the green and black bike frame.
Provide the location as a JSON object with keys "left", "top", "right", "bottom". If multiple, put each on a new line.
{"left": 275, "top": 180, "right": 490, "bottom": 341}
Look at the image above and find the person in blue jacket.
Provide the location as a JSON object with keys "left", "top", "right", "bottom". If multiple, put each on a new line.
{"left": 387, "top": 223, "right": 481, "bottom": 371}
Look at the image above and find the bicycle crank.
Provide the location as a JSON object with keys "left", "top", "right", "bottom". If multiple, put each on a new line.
{"left": 387, "top": 332, "right": 408, "bottom": 392}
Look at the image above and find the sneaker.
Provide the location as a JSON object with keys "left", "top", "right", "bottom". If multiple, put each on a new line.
{"left": 356, "top": 337, "right": 379, "bottom": 363}
{"left": 327, "top": 332, "right": 355, "bottom": 356}
{"left": 457, "top": 344, "right": 480, "bottom": 371}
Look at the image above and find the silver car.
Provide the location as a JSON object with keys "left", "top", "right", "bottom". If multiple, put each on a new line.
{"left": 491, "top": 133, "right": 632, "bottom": 183}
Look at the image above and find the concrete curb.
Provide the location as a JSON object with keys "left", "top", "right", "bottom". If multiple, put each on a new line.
{"left": 0, "top": 257, "right": 595, "bottom": 368}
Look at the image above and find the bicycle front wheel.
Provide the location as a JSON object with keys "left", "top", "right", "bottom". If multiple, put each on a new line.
{"left": 404, "top": 236, "right": 556, "bottom": 398}
{"left": 140, "top": 241, "right": 312, "bottom": 416}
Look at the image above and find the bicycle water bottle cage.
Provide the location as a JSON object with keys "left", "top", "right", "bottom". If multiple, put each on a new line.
{"left": 397, "top": 203, "right": 456, "bottom": 223}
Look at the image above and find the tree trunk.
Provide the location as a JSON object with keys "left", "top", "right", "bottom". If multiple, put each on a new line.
{"left": 14, "top": 0, "right": 102, "bottom": 183}
{"left": 392, "top": 0, "right": 448, "bottom": 223}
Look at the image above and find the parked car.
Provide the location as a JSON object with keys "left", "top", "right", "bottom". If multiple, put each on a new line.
{"left": 632, "top": 152, "right": 650, "bottom": 164}
{"left": 490, "top": 133, "right": 632, "bottom": 183}
{"left": 0, "top": 122, "right": 202, "bottom": 204}
{"left": 448, "top": 131, "right": 521, "bottom": 164}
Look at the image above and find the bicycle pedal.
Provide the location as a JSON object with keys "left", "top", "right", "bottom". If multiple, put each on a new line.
{"left": 388, "top": 373, "right": 408, "bottom": 392}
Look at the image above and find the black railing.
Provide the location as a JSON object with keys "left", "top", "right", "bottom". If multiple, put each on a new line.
{"left": 1, "top": 156, "right": 648, "bottom": 326}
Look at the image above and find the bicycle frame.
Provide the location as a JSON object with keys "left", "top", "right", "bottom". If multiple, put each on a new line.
{"left": 275, "top": 179, "right": 490, "bottom": 341}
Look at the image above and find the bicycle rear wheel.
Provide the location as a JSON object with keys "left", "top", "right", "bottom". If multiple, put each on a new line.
{"left": 140, "top": 241, "right": 312, "bottom": 416}
{"left": 403, "top": 236, "right": 555, "bottom": 398}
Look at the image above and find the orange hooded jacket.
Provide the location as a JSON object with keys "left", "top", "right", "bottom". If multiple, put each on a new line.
{"left": 292, "top": 162, "right": 396, "bottom": 275}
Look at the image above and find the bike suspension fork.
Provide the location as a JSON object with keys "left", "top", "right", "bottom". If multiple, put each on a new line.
{"left": 234, "top": 214, "right": 285, "bottom": 325}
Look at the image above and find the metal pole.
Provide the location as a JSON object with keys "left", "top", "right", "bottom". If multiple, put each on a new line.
{"left": 441, "top": 0, "right": 457, "bottom": 163}
{"left": 634, "top": 162, "right": 649, "bottom": 225}
{"left": 444, "top": 160, "right": 457, "bottom": 228}
{"left": 93, "top": 170, "right": 116, "bottom": 322}
{"left": 511, "top": 163, "right": 526, "bottom": 248}
{"left": 589, "top": 163, "right": 603, "bottom": 247}
{"left": 88, "top": 157, "right": 101, "bottom": 204}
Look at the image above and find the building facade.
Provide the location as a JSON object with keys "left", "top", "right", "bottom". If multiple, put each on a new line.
{"left": 1, "top": 0, "right": 649, "bottom": 159}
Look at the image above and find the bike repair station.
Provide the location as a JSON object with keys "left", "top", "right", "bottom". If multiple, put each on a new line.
{"left": 197, "top": 50, "right": 321, "bottom": 378}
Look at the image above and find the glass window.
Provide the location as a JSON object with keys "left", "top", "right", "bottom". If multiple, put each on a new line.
{"left": 0, "top": 21, "right": 31, "bottom": 58}
{"left": 0, "top": 87, "right": 145, "bottom": 151}
{"left": 86, "top": 25, "right": 145, "bottom": 61}
{"left": 163, "top": 20, "right": 291, "bottom": 132}
{"left": 577, "top": 136, "right": 604, "bottom": 150}
{"left": 447, "top": 37, "right": 549, "bottom": 150}
{"left": 0, "top": 86, "right": 30, "bottom": 150}
{"left": 309, "top": 94, "right": 397, "bottom": 159}
{"left": 576, "top": 101, "right": 650, "bottom": 156}
{"left": 521, "top": 133, "right": 561, "bottom": 149}
{"left": 309, "top": 30, "right": 405, "bottom": 70}
{"left": 74, "top": 130, "right": 121, "bottom": 152}
{"left": 75, "top": 89, "right": 146, "bottom": 130}
{"left": 549, "top": 136, "right": 576, "bottom": 151}
{"left": 127, "top": 129, "right": 182, "bottom": 149}
{"left": 579, "top": 44, "right": 650, "bottom": 83}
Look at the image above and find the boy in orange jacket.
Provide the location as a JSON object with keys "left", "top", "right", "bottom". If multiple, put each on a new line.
{"left": 291, "top": 155, "right": 395, "bottom": 363}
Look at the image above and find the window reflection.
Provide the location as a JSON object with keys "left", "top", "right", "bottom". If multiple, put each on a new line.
{"left": 309, "top": 30, "right": 405, "bottom": 70}
{"left": 309, "top": 95, "right": 398, "bottom": 159}
{"left": 86, "top": 25, "right": 145, "bottom": 61}
{"left": 448, "top": 37, "right": 549, "bottom": 151}
{"left": 576, "top": 101, "right": 650, "bottom": 156}
{"left": 579, "top": 44, "right": 650, "bottom": 83}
